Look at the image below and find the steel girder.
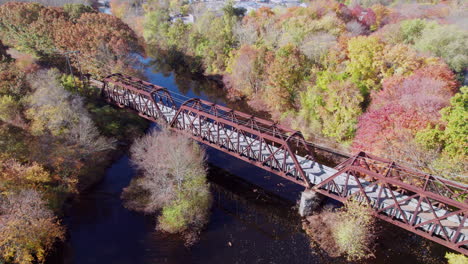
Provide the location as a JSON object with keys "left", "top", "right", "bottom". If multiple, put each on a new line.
{"left": 169, "top": 98, "right": 316, "bottom": 187}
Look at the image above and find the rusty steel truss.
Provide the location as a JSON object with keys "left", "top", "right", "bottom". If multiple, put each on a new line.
{"left": 315, "top": 152, "right": 468, "bottom": 254}
{"left": 169, "top": 98, "right": 316, "bottom": 187}
{"left": 101, "top": 73, "right": 468, "bottom": 255}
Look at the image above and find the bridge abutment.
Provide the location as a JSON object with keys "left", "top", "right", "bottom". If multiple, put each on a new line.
{"left": 299, "top": 189, "right": 324, "bottom": 217}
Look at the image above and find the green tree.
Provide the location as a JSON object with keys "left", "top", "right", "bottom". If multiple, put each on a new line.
{"left": 416, "top": 87, "right": 467, "bottom": 177}
{"left": 143, "top": 9, "right": 170, "bottom": 44}
{"left": 399, "top": 19, "right": 437, "bottom": 45}
{"left": 0, "top": 40, "right": 11, "bottom": 62}
{"left": 414, "top": 24, "right": 468, "bottom": 72}
{"left": 346, "top": 36, "right": 384, "bottom": 95}
{"left": 297, "top": 71, "right": 363, "bottom": 141}
{"left": 63, "top": 3, "right": 95, "bottom": 20}
{"left": 188, "top": 3, "right": 241, "bottom": 73}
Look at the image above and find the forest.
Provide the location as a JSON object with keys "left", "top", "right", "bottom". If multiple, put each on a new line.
{"left": 135, "top": 0, "right": 467, "bottom": 182}
{"left": 0, "top": 0, "right": 466, "bottom": 263}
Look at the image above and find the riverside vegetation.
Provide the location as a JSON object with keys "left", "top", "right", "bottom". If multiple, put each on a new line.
{"left": 302, "top": 201, "right": 376, "bottom": 261}
{"left": 0, "top": 2, "right": 147, "bottom": 263}
{"left": 134, "top": 0, "right": 467, "bottom": 183}
{"left": 122, "top": 126, "right": 212, "bottom": 245}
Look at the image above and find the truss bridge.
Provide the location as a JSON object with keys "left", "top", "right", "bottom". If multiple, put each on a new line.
{"left": 100, "top": 73, "right": 468, "bottom": 255}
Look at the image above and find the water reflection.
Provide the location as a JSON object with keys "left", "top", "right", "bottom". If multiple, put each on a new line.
{"left": 143, "top": 47, "right": 270, "bottom": 118}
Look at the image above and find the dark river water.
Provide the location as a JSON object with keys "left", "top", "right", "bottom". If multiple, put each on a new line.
{"left": 46, "top": 51, "right": 448, "bottom": 264}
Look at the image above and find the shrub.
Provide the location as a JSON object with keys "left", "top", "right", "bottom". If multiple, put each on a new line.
{"left": 303, "top": 201, "right": 376, "bottom": 260}
{"left": 445, "top": 252, "right": 468, "bottom": 264}
{"left": 332, "top": 202, "right": 376, "bottom": 260}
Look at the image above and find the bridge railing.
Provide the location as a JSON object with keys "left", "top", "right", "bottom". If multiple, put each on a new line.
{"left": 169, "top": 98, "right": 317, "bottom": 187}
{"left": 315, "top": 152, "right": 468, "bottom": 254}
{"left": 102, "top": 73, "right": 177, "bottom": 122}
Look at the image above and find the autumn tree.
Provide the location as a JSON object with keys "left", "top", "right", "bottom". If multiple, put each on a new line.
{"left": 226, "top": 45, "right": 272, "bottom": 98}
{"left": 54, "top": 12, "right": 140, "bottom": 76}
{"left": 346, "top": 36, "right": 384, "bottom": 95}
{"left": 378, "top": 43, "right": 427, "bottom": 78}
{"left": 416, "top": 87, "right": 467, "bottom": 179}
{"left": 353, "top": 63, "right": 457, "bottom": 165}
{"left": 0, "top": 57, "right": 28, "bottom": 127}
{"left": 123, "top": 127, "right": 211, "bottom": 244}
{"left": 0, "top": 2, "right": 140, "bottom": 77}
{"left": 0, "top": 2, "right": 63, "bottom": 56}
{"left": 0, "top": 189, "right": 65, "bottom": 264}
{"left": 265, "top": 44, "right": 309, "bottom": 112}
{"left": 296, "top": 71, "right": 363, "bottom": 142}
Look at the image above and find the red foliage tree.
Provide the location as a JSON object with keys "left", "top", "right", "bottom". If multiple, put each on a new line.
{"left": 350, "top": 5, "right": 376, "bottom": 28}
{"left": 54, "top": 12, "right": 139, "bottom": 76}
{"left": 353, "top": 104, "right": 435, "bottom": 156}
{"left": 353, "top": 63, "right": 457, "bottom": 156}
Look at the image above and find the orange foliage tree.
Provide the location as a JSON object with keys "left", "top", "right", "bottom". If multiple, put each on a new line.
{"left": 0, "top": 2, "right": 140, "bottom": 77}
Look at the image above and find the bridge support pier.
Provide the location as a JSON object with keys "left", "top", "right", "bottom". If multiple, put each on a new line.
{"left": 299, "top": 189, "right": 324, "bottom": 217}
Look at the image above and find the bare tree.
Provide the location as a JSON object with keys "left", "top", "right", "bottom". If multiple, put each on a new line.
{"left": 346, "top": 20, "right": 366, "bottom": 37}
{"left": 123, "top": 126, "right": 211, "bottom": 243}
{"left": 234, "top": 21, "right": 258, "bottom": 46}
{"left": 27, "top": 69, "right": 114, "bottom": 154}
{"left": 299, "top": 32, "right": 337, "bottom": 63}
{"left": 128, "top": 126, "right": 207, "bottom": 212}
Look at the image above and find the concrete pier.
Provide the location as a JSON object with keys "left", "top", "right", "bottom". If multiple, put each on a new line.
{"left": 299, "top": 189, "right": 324, "bottom": 217}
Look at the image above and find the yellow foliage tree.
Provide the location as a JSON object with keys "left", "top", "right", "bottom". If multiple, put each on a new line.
{"left": 0, "top": 190, "right": 65, "bottom": 264}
